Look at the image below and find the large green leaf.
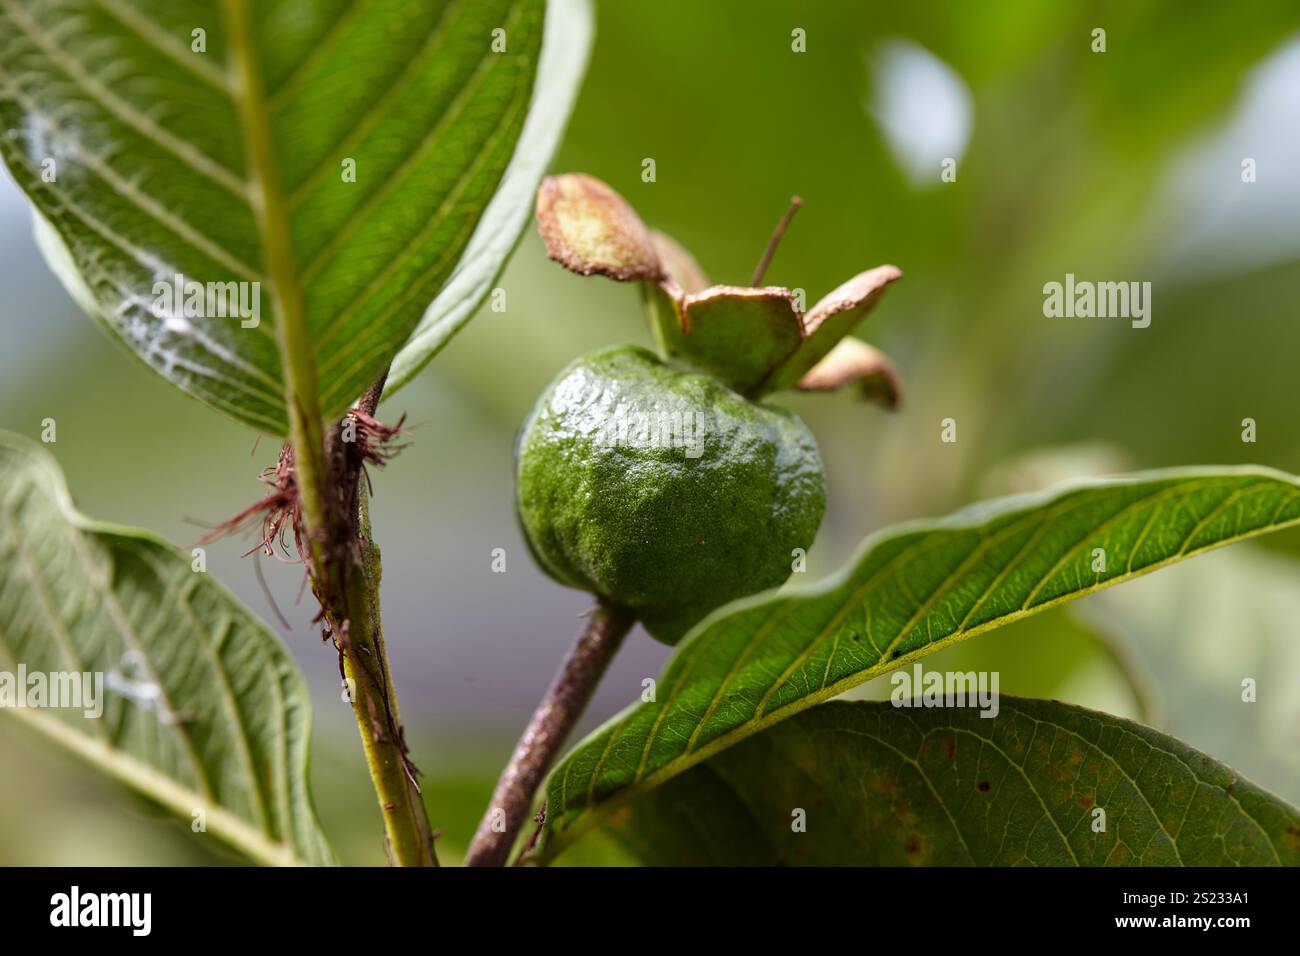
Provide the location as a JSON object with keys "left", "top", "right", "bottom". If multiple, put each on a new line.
{"left": 540, "top": 468, "right": 1300, "bottom": 857}
{"left": 0, "top": 432, "right": 334, "bottom": 866}
{"left": 0, "top": 0, "right": 547, "bottom": 433}
{"left": 385, "top": 0, "right": 592, "bottom": 396}
{"left": 562, "top": 698, "right": 1300, "bottom": 866}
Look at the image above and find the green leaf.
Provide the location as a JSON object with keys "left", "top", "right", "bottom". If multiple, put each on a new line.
{"left": 0, "top": 0, "right": 548, "bottom": 434}
{"left": 565, "top": 698, "right": 1300, "bottom": 866}
{"left": 540, "top": 468, "right": 1300, "bottom": 857}
{"left": 0, "top": 431, "right": 334, "bottom": 866}
{"left": 385, "top": 0, "right": 592, "bottom": 396}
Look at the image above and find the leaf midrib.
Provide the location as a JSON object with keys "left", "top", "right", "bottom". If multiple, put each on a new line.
{"left": 220, "top": 0, "right": 326, "bottom": 517}
{"left": 2, "top": 704, "right": 308, "bottom": 866}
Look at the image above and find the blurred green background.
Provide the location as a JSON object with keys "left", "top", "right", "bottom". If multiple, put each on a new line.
{"left": 2, "top": 0, "right": 1299, "bottom": 865}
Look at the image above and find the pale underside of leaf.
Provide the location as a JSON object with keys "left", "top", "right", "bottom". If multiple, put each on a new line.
{"left": 0, "top": 0, "right": 545, "bottom": 433}
{"left": 575, "top": 698, "right": 1300, "bottom": 866}
{"left": 385, "top": 0, "right": 593, "bottom": 397}
{"left": 539, "top": 468, "right": 1300, "bottom": 857}
{"left": 0, "top": 432, "right": 334, "bottom": 866}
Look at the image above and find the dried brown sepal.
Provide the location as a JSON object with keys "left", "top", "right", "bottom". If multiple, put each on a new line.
{"left": 203, "top": 412, "right": 409, "bottom": 563}
{"left": 536, "top": 173, "right": 663, "bottom": 282}
{"left": 535, "top": 175, "right": 906, "bottom": 405}
{"left": 758, "top": 264, "right": 903, "bottom": 395}
{"left": 797, "top": 337, "right": 903, "bottom": 409}
{"left": 801, "top": 264, "right": 903, "bottom": 338}
{"left": 649, "top": 229, "right": 709, "bottom": 295}
{"left": 200, "top": 442, "right": 307, "bottom": 562}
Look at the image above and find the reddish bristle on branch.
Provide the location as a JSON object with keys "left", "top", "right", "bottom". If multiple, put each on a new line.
{"left": 200, "top": 442, "right": 307, "bottom": 563}
{"left": 344, "top": 409, "right": 410, "bottom": 469}
{"left": 201, "top": 411, "right": 409, "bottom": 563}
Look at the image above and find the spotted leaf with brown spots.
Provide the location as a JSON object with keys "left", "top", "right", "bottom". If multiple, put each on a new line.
{"left": 554, "top": 698, "right": 1300, "bottom": 866}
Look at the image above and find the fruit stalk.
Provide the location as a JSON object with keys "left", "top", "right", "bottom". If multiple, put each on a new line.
{"left": 466, "top": 600, "right": 635, "bottom": 866}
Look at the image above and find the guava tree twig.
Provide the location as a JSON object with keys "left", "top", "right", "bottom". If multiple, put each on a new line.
{"left": 312, "top": 372, "right": 438, "bottom": 866}
{"left": 465, "top": 600, "right": 634, "bottom": 867}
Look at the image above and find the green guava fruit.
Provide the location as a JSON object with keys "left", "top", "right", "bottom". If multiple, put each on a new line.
{"left": 516, "top": 345, "right": 827, "bottom": 644}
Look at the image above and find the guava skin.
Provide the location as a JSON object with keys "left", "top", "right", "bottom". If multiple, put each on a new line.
{"left": 516, "top": 345, "right": 827, "bottom": 644}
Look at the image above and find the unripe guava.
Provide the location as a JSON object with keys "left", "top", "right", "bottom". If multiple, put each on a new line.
{"left": 516, "top": 345, "right": 827, "bottom": 644}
